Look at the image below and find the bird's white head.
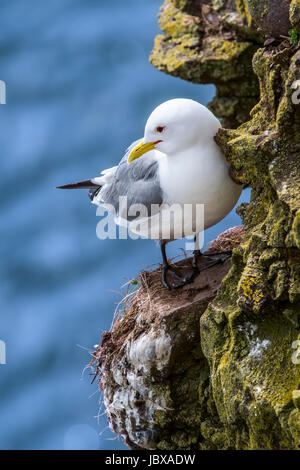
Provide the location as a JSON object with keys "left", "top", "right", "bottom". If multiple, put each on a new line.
{"left": 128, "top": 98, "right": 221, "bottom": 163}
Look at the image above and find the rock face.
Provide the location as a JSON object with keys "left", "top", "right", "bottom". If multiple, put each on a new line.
{"left": 93, "top": 0, "right": 300, "bottom": 450}
{"left": 247, "top": 0, "right": 291, "bottom": 37}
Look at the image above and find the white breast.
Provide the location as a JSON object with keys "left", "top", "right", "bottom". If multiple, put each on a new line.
{"left": 127, "top": 143, "right": 242, "bottom": 240}
{"left": 158, "top": 142, "right": 242, "bottom": 233}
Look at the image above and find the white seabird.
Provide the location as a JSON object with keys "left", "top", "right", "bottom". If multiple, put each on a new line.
{"left": 58, "top": 99, "right": 242, "bottom": 289}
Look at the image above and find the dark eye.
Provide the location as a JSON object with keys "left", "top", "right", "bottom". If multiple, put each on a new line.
{"left": 156, "top": 126, "right": 164, "bottom": 133}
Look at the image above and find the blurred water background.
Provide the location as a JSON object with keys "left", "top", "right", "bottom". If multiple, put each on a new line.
{"left": 0, "top": 0, "right": 250, "bottom": 450}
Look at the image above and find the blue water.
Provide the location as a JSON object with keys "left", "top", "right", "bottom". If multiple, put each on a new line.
{"left": 0, "top": 0, "right": 250, "bottom": 450}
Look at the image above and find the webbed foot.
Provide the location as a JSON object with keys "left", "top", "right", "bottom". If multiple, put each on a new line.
{"left": 192, "top": 250, "right": 231, "bottom": 272}
{"left": 162, "top": 264, "right": 198, "bottom": 290}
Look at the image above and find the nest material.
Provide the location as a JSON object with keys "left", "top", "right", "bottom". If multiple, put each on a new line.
{"left": 91, "top": 226, "right": 245, "bottom": 449}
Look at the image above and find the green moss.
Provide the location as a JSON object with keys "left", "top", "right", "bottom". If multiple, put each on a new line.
{"left": 292, "top": 210, "right": 300, "bottom": 249}
{"left": 237, "top": 272, "right": 267, "bottom": 313}
{"left": 288, "top": 409, "right": 300, "bottom": 447}
{"left": 235, "top": 0, "right": 252, "bottom": 27}
{"left": 259, "top": 248, "right": 280, "bottom": 268}
{"left": 288, "top": 253, "right": 300, "bottom": 303}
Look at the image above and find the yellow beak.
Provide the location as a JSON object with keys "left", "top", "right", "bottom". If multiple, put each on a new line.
{"left": 127, "top": 140, "right": 157, "bottom": 164}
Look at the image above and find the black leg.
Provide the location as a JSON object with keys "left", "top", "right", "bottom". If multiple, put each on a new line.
{"left": 159, "top": 240, "right": 198, "bottom": 290}
{"left": 192, "top": 235, "right": 201, "bottom": 270}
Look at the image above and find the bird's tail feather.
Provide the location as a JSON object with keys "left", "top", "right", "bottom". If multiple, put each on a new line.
{"left": 56, "top": 179, "right": 100, "bottom": 190}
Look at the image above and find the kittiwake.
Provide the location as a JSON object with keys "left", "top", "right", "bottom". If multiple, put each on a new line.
{"left": 57, "top": 98, "right": 242, "bottom": 289}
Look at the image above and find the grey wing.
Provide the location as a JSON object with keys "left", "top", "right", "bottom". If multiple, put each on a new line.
{"left": 91, "top": 139, "right": 163, "bottom": 220}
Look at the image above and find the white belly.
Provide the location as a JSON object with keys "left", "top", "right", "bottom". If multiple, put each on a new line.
{"left": 158, "top": 144, "right": 241, "bottom": 237}
{"left": 127, "top": 143, "right": 242, "bottom": 240}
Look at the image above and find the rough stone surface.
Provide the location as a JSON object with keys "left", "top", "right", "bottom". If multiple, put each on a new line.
{"left": 150, "top": 0, "right": 261, "bottom": 127}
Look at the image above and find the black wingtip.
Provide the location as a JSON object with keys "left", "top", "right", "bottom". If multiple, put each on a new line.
{"left": 56, "top": 180, "right": 99, "bottom": 190}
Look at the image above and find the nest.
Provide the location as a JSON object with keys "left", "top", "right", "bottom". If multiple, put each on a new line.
{"left": 90, "top": 226, "right": 245, "bottom": 449}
